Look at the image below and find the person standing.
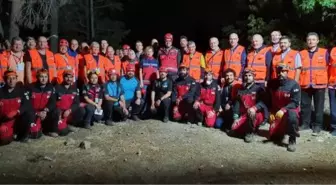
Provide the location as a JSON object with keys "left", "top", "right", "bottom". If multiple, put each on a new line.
{"left": 7, "top": 37, "right": 25, "bottom": 84}
{"left": 299, "top": 32, "right": 328, "bottom": 135}
{"left": 54, "top": 39, "right": 77, "bottom": 84}
{"left": 205, "top": 37, "right": 224, "bottom": 81}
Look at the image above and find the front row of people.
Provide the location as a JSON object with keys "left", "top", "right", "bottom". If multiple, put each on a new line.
{"left": 0, "top": 63, "right": 300, "bottom": 152}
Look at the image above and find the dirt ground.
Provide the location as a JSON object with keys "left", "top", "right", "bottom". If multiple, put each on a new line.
{"left": 1, "top": 119, "right": 336, "bottom": 184}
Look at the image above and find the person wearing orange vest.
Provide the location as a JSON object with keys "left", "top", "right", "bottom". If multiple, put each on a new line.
{"left": 24, "top": 36, "right": 57, "bottom": 84}
{"left": 0, "top": 53, "right": 9, "bottom": 87}
{"left": 83, "top": 41, "right": 110, "bottom": 84}
{"left": 271, "top": 36, "right": 302, "bottom": 82}
{"left": 157, "top": 33, "right": 182, "bottom": 81}
{"left": 299, "top": 32, "right": 329, "bottom": 135}
{"left": 6, "top": 37, "right": 25, "bottom": 85}
{"left": 105, "top": 46, "right": 122, "bottom": 76}
{"left": 223, "top": 33, "right": 247, "bottom": 83}
{"left": 205, "top": 37, "right": 224, "bottom": 81}
{"left": 247, "top": 34, "right": 273, "bottom": 87}
{"left": 122, "top": 44, "right": 131, "bottom": 58}
{"left": 77, "top": 42, "right": 90, "bottom": 88}
{"left": 329, "top": 45, "right": 336, "bottom": 136}
{"left": 25, "top": 37, "right": 36, "bottom": 51}
{"left": 268, "top": 31, "right": 282, "bottom": 56}
{"left": 54, "top": 39, "right": 77, "bottom": 84}
{"left": 182, "top": 41, "right": 206, "bottom": 83}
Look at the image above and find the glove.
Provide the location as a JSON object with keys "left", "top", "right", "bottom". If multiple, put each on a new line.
{"left": 7, "top": 110, "right": 18, "bottom": 119}
{"left": 269, "top": 114, "right": 275, "bottom": 123}
{"left": 275, "top": 110, "right": 285, "bottom": 119}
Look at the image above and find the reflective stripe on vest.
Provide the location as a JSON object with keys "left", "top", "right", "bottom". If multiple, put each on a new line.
{"left": 247, "top": 47, "right": 269, "bottom": 82}
{"left": 224, "top": 45, "right": 245, "bottom": 77}
{"left": 328, "top": 47, "right": 336, "bottom": 86}
{"left": 205, "top": 50, "right": 224, "bottom": 79}
{"left": 272, "top": 49, "right": 298, "bottom": 79}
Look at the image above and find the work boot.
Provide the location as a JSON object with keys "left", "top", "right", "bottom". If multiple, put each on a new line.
{"left": 131, "top": 115, "right": 141, "bottom": 121}
{"left": 163, "top": 117, "right": 169, "bottom": 123}
{"left": 312, "top": 126, "right": 321, "bottom": 136}
{"left": 244, "top": 133, "right": 254, "bottom": 143}
{"left": 83, "top": 122, "right": 91, "bottom": 129}
{"left": 105, "top": 120, "right": 115, "bottom": 126}
{"left": 48, "top": 132, "right": 59, "bottom": 138}
{"left": 299, "top": 124, "right": 310, "bottom": 131}
{"left": 287, "top": 136, "right": 296, "bottom": 152}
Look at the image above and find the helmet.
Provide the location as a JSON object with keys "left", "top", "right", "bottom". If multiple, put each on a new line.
{"left": 276, "top": 62, "right": 289, "bottom": 71}
{"left": 4, "top": 69, "right": 17, "bottom": 79}
{"left": 59, "top": 39, "right": 69, "bottom": 47}
{"left": 164, "top": 33, "right": 173, "bottom": 41}
{"left": 63, "top": 69, "right": 74, "bottom": 77}
{"left": 243, "top": 67, "right": 256, "bottom": 75}
{"left": 126, "top": 64, "right": 135, "bottom": 72}
{"left": 122, "top": 44, "right": 130, "bottom": 50}
{"left": 204, "top": 67, "right": 213, "bottom": 74}
{"left": 179, "top": 64, "right": 188, "bottom": 69}
{"left": 159, "top": 67, "right": 168, "bottom": 73}
{"left": 108, "top": 68, "right": 118, "bottom": 75}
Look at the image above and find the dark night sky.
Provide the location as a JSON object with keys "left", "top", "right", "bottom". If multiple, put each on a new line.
{"left": 122, "top": 0, "right": 248, "bottom": 51}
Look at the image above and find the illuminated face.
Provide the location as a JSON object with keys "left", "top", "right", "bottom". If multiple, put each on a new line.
{"left": 244, "top": 73, "right": 254, "bottom": 84}
{"left": 209, "top": 38, "right": 219, "bottom": 50}
{"left": 12, "top": 40, "right": 23, "bottom": 52}
{"left": 38, "top": 73, "right": 49, "bottom": 85}
{"left": 225, "top": 72, "right": 235, "bottom": 84}
{"left": 71, "top": 40, "right": 79, "bottom": 51}
{"left": 59, "top": 45, "right": 68, "bottom": 54}
{"left": 64, "top": 75, "right": 74, "bottom": 85}
{"left": 271, "top": 31, "right": 281, "bottom": 44}
{"left": 38, "top": 37, "right": 48, "bottom": 49}
{"left": 89, "top": 74, "right": 99, "bottom": 84}
{"left": 6, "top": 75, "right": 17, "bottom": 88}
{"left": 229, "top": 34, "right": 239, "bottom": 47}
{"left": 307, "top": 35, "right": 319, "bottom": 48}
{"left": 280, "top": 39, "right": 290, "bottom": 51}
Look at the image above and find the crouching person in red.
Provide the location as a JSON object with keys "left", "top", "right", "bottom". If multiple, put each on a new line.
{"left": 54, "top": 70, "right": 84, "bottom": 136}
{"left": 193, "top": 68, "right": 221, "bottom": 127}
{"left": 231, "top": 67, "right": 269, "bottom": 143}
{"left": 0, "top": 70, "right": 33, "bottom": 145}
{"left": 172, "top": 64, "right": 197, "bottom": 123}
{"left": 27, "top": 69, "right": 58, "bottom": 138}
{"left": 267, "top": 63, "right": 300, "bottom": 152}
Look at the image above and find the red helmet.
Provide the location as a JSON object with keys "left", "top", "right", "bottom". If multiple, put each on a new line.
{"left": 126, "top": 64, "right": 135, "bottom": 72}
{"left": 122, "top": 44, "right": 130, "bottom": 50}
{"left": 59, "top": 39, "right": 69, "bottom": 47}
{"left": 159, "top": 67, "right": 168, "bottom": 73}
{"left": 164, "top": 33, "right": 173, "bottom": 41}
{"left": 108, "top": 68, "right": 118, "bottom": 75}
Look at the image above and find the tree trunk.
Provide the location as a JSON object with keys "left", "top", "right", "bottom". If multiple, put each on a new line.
{"left": 9, "top": 0, "right": 23, "bottom": 40}
{"left": 85, "top": 0, "right": 90, "bottom": 41}
{"left": 89, "top": 0, "right": 95, "bottom": 40}
{"left": 50, "top": 0, "right": 59, "bottom": 53}
{"left": 0, "top": 20, "right": 4, "bottom": 39}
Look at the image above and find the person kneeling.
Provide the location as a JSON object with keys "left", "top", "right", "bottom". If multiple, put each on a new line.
{"left": 81, "top": 70, "right": 104, "bottom": 129}
{"left": 27, "top": 69, "right": 58, "bottom": 138}
{"left": 0, "top": 70, "right": 33, "bottom": 145}
{"left": 231, "top": 68, "right": 269, "bottom": 143}
{"left": 193, "top": 69, "right": 220, "bottom": 127}
{"left": 267, "top": 63, "right": 300, "bottom": 152}
{"left": 120, "top": 64, "right": 144, "bottom": 121}
{"left": 104, "top": 68, "right": 129, "bottom": 125}
{"left": 55, "top": 70, "right": 83, "bottom": 136}
{"left": 150, "top": 67, "right": 172, "bottom": 123}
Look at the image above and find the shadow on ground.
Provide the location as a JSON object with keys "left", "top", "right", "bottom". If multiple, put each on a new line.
{"left": 1, "top": 167, "right": 336, "bottom": 184}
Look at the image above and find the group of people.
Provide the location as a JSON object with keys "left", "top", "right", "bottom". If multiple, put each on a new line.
{"left": 0, "top": 30, "right": 334, "bottom": 153}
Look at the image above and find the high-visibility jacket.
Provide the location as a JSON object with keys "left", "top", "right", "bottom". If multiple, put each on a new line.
{"left": 205, "top": 50, "right": 224, "bottom": 79}
{"left": 267, "top": 45, "right": 281, "bottom": 56}
{"left": 84, "top": 54, "right": 109, "bottom": 83}
{"left": 224, "top": 45, "right": 245, "bottom": 77}
{"left": 7, "top": 51, "right": 25, "bottom": 83}
{"left": 106, "top": 56, "right": 122, "bottom": 75}
{"left": 54, "top": 53, "right": 77, "bottom": 84}
{"left": 182, "top": 52, "right": 204, "bottom": 82}
{"left": 299, "top": 48, "right": 328, "bottom": 89}
{"left": 0, "top": 54, "right": 9, "bottom": 83}
{"left": 247, "top": 47, "right": 269, "bottom": 83}
{"left": 271, "top": 49, "right": 298, "bottom": 79}
{"left": 158, "top": 47, "right": 180, "bottom": 73}
{"left": 329, "top": 47, "right": 336, "bottom": 86}
{"left": 28, "top": 49, "right": 56, "bottom": 83}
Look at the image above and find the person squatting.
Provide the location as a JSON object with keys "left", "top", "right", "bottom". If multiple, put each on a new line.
{"left": 0, "top": 31, "right": 335, "bottom": 153}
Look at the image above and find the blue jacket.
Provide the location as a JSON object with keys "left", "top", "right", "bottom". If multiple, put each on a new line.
{"left": 120, "top": 76, "right": 140, "bottom": 101}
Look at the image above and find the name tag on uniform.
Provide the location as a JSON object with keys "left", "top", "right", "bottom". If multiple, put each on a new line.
{"left": 94, "top": 109, "right": 103, "bottom": 115}
{"left": 17, "top": 62, "right": 24, "bottom": 71}
{"left": 66, "top": 66, "right": 72, "bottom": 70}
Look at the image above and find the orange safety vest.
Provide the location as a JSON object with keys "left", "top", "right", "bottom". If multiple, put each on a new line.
{"left": 267, "top": 45, "right": 281, "bottom": 56}
{"left": 205, "top": 49, "right": 224, "bottom": 79}
{"left": 329, "top": 47, "right": 336, "bottom": 86}
{"left": 84, "top": 54, "right": 109, "bottom": 83}
{"left": 106, "top": 56, "right": 122, "bottom": 75}
{"left": 182, "top": 51, "right": 203, "bottom": 81}
{"left": 247, "top": 47, "right": 269, "bottom": 83}
{"left": 271, "top": 49, "right": 298, "bottom": 79}
{"left": 54, "top": 53, "right": 77, "bottom": 84}
{"left": 224, "top": 45, "right": 245, "bottom": 77}
{"left": 299, "top": 48, "right": 328, "bottom": 89}
{"left": 0, "top": 54, "right": 9, "bottom": 83}
{"left": 28, "top": 49, "right": 56, "bottom": 83}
